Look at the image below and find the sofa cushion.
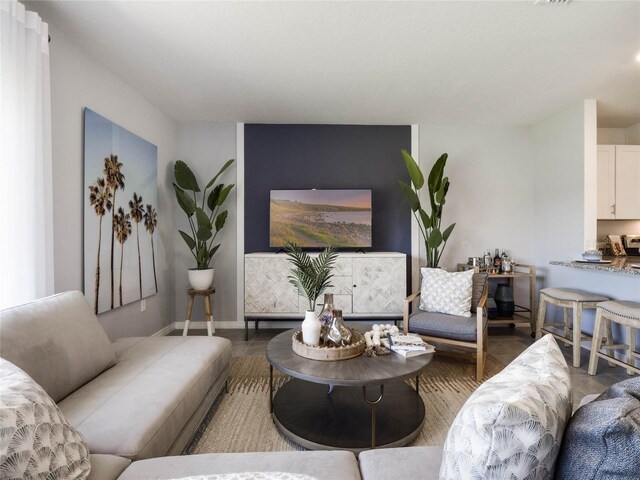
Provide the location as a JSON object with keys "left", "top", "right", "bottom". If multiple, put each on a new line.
{"left": 58, "top": 336, "right": 231, "bottom": 460}
{"left": 440, "top": 334, "right": 572, "bottom": 479}
{"left": 0, "top": 358, "right": 91, "bottom": 479}
{"left": 88, "top": 454, "right": 131, "bottom": 480}
{"left": 0, "top": 291, "right": 116, "bottom": 402}
{"left": 358, "top": 446, "right": 443, "bottom": 480}
{"left": 117, "top": 451, "right": 360, "bottom": 480}
{"left": 408, "top": 310, "right": 487, "bottom": 342}
{"left": 553, "top": 377, "right": 640, "bottom": 479}
{"left": 419, "top": 268, "right": 475, "bottom": 317}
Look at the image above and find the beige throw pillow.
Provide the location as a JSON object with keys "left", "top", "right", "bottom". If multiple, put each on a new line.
{"left": 419, "top": 267, "right": 474, "bottom": 317}
{"left": 0, "top": 358, "right": 91, "bottom": 479}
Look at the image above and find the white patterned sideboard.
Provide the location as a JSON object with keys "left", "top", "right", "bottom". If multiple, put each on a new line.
{"left": 244, "top": 252, "right": 406, "bottom": 338}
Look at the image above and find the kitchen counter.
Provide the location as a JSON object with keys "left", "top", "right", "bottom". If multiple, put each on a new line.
{"left": 550, "top": 256, "right": 640, "bottom": 277}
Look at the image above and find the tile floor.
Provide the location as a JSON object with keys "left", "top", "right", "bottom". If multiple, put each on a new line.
{"left": 173, "top": 324, "right": 631, "bottom": 405}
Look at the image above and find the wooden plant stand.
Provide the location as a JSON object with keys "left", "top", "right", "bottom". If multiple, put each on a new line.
{"left": 183, "top": 288, "right": 215, "bottom": 336}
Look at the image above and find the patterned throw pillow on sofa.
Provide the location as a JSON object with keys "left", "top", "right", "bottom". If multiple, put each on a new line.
{"left": 0, "top": 358, "right": 91, "bottom": 479}
{"left": 440, "top": 334, "right": 572, "bottom": 479}
{"left": 419, "top": 268, "right": 474, "bottom": 317}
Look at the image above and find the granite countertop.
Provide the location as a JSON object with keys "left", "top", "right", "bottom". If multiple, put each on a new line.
{"left": 550, "top": 256, "right": 640, "bottom": 277}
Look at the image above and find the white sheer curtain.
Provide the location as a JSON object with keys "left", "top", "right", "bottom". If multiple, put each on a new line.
{"left": 0, "top": 0, "right": 53, "bottom": 309}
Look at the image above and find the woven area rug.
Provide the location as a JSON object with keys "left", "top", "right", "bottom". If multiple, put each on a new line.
{"left": 185, "top": 354, "right": 505, "bottom": 454}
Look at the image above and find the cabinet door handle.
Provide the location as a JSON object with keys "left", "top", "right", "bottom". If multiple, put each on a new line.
{"left": 611, "top": 204, "right": 616, "bottom": 215}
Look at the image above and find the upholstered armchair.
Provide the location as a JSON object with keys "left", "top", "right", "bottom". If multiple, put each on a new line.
{"left": 403, "top": 272, "right": 489, "bottom": 381}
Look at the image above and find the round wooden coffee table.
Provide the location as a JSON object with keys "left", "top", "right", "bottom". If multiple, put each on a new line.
{"left": 266, "top": 329, "right": 433, "bottom": 451}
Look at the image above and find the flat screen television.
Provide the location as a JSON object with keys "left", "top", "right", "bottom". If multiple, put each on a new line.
{"left": 270, "top": 189, "right": 372, "bottom": 248}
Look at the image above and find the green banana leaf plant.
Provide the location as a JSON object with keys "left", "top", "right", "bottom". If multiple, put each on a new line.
{"left": 398, "top": 150, "right": 455, "bottom": 268}
{"left": 173, "top": 159, "right": 235, "bottom": 270}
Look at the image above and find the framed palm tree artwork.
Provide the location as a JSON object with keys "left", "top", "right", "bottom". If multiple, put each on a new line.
{"left": 84, "top": 108, "right": 158, "bottom": 314}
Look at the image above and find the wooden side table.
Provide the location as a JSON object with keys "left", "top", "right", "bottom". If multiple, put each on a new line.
{"left": 458, "top": 263, "right": 537, "bottom": 336}
{"left": 183, "top": 288, "right": 215, "bottom": 336}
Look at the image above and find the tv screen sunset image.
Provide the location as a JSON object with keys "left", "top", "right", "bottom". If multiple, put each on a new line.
{"left": 270, "top": 190, "right": 372, "bottom": 248}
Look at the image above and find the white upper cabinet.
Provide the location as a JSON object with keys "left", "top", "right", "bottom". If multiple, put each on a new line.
{"left": 597, "top": 145, "right": 615, "bottom": 219}
{"left": 597, "top": 145, "right": 640, "bottom": 220}
{"left": 615, "top": 145, "right": 640, "bottom": 219}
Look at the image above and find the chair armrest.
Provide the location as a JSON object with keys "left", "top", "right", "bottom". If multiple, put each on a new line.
{"left": 477, "top": 282, "right": 489, "bottom": 310}
{"left": 476, "top": 282, "right": 489, "bottom": 336}
{"left": 403, "top": 291, "right": 420, "bottom": 334}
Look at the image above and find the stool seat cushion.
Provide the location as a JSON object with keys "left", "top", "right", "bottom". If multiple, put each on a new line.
{"left": 540, "top": 288, "right": 609, "bottom": 303}
{"left": 598, "top": 300, "right": 640, "bottom": 321}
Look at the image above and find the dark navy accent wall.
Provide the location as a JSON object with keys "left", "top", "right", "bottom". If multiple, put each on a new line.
{"left": 244, "top": 124, "right": 412, "bottom": 262}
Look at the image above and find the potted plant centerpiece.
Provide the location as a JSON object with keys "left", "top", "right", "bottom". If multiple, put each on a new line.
{"left": 398, "top": 150, "right": 455, "bottom": 268}
{"left": 173, "top": 159, "right": 235, "bottom": 290}
{"left": 285, "top": 243, "right": 338, "bottom": 346}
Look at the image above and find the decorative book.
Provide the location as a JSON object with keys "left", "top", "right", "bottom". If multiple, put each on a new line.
{"left": 382, "top": 334, "right": 435, "bottom": 358}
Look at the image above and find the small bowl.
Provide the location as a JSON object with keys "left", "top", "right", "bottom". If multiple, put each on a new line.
{"left": 582, "top": 250, "right": 603, "bottom": 262}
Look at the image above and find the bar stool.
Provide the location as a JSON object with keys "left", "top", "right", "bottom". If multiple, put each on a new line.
{"left": 536, "top": 288, "right": 610, "bottom": 367}
{"left": 588, "top": 301, "right": 640, "bottom": 376}
{"left": 183, "top": 288, "right": 215, "bottom": 336}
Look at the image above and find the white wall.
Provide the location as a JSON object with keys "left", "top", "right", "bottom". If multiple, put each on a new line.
{"left": 532, "top": 101, "right": 590, "bottom": 277}
{"left": 597, "top": 219, "right": 640, "bottom": 241}
{"left": 175, "top": 124, "right": 238, "bottom": 327}
{"left": 418, "top": 126, "right": 535, "bottom": 270}
{"left": 597, "top": 123, "right": 640, "bottom": 145}
{"left": 626, "top": 122, "right": 640, "bottom": 145}
{"left": 597, "top": 128, "right": 627, "bottom": 145}
{"left": 47, "top": 24, "right": 178, "bottom": 339}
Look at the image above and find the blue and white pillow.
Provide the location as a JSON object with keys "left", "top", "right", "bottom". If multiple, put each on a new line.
{"left": 440, "top": 334, "right": 572, "bottom": 479}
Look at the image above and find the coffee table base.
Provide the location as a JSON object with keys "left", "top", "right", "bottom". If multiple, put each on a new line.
{"left": 272, "top": 379, "right": 425, "bottom": 452}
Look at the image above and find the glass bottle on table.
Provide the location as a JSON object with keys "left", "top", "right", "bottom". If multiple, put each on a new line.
{"left": 493, "top": 249, "right": 501, "bottom": 271}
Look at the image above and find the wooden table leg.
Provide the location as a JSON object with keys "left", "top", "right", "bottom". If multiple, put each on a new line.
{"left": 183, "top": 294, "right": 194, "bottom": 336}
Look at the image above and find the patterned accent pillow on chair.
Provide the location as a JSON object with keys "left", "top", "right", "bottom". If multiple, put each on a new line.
{"left": 419, "top": 268, "right": 474, "bottom": 317}
{"left": 440, "top": 334, "right": 572, "bottom": 479}
{"left": 0, "top": 358, "right": 91, "bottom": 479}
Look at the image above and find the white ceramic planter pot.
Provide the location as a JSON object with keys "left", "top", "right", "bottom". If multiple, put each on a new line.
{"left": 301, "top": 310, "right": 322, "bottom": 346}
{"left": 188, "top": 268, "right": 214, "bottom": 291}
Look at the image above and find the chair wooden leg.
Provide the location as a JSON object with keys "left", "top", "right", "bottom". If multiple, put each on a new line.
{"left": 476, "top": 326, "right": 485, "bottom": 382}
{"left": 588, "top": 309, "right": 604, "bottom": 376}
{"left": 572, "top": 302, "right": 582, "bottom": 368}
{"left": 536, "top": 295, "right": 547, "bottom": 340}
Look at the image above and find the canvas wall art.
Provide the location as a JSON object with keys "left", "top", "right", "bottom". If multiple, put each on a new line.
{"left": 84, "top": 108, "right": 158, "bottom": 314}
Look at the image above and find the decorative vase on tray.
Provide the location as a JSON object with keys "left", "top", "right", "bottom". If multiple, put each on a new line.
{"left": 318, "top": 293, "right": 335, "bottom": 340}
{"left": 301, "top": 310, "right": 322, "bottom": 346}
{"left": 324, "top": 309, "right": 352, "bottom": 347}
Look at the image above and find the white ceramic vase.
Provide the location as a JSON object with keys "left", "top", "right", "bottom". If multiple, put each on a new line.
{"left": 188, "top": 268, "right": 214, "bottom": 290}
{"left": 301, "top": 310, "right": 322, "bottom": 346}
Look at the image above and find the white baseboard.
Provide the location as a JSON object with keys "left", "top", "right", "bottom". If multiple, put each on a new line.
{"left": 152, "top": 323, "right": 176, "bottom": 337}
{"left": 174, "top": 320, "right": 246, "bottom": 330}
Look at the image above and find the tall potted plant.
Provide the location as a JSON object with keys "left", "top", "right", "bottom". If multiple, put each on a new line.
{"left": 285, "top": 243, "right": 338, "bottom": 346}
{"left": 398, "top": 149, "right": 455, "bottom": 268}
{"left": 173, "top": 159, "right": 235, "bottom": 290}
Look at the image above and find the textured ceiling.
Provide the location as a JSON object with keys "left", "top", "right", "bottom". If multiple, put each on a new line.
{"left": 29, "top": 1, "right": 640, "bottom": 127}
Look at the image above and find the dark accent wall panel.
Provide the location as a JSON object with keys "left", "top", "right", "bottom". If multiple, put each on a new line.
{"left": 244, "top": 124, "right": 411, "bottom": 259}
